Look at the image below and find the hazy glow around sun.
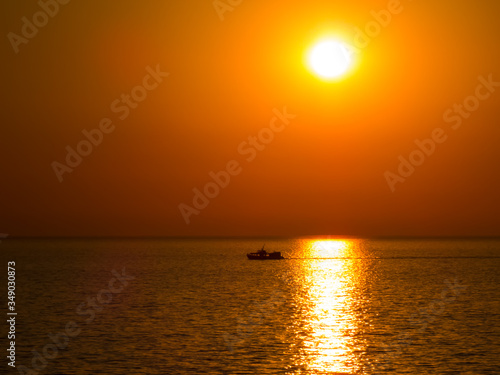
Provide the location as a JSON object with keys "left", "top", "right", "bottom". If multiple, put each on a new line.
{"left": 308, "top": 40, "right": 352, "bottom": 80}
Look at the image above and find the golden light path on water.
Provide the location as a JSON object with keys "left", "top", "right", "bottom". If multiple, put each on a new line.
{"left": 293, "top": 239, "right": 366, "bottom": 374}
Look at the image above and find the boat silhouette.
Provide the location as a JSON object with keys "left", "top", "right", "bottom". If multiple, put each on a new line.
{"left": 247, "top": 245, "right": 284, "bottom": 260}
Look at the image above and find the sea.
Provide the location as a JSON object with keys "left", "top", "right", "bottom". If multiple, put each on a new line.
{"left": 1, "top": 237, "right": 499, "bottom": 374}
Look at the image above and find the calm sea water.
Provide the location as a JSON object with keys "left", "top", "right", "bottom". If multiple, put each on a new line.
{"left": 1, "top": 238, "right": 499, "bottom": 374}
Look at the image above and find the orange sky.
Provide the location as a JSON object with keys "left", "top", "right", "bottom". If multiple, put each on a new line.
{"left": 1, "top": 0, "right": 499, "bottom": 237}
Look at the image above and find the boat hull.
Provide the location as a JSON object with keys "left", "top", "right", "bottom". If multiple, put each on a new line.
{"left": 247, "top": 252, "right": 284, "bottom": 260}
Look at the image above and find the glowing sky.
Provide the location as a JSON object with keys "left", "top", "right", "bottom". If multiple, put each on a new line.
{"left": 1, "top": 0, "right": 499, "bottom": 236}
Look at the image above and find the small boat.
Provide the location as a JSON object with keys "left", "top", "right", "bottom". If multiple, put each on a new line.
{"left": 247, "top": 245, "right": 284, "bottom": 260}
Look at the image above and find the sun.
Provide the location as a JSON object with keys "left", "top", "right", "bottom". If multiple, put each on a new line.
{"left": 308, "top": 39, "right": 353, "bottom": 80}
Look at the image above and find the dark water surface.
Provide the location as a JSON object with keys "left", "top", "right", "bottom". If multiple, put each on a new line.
{"left": 1, "top": 238, "right": 499, "bottom": 374}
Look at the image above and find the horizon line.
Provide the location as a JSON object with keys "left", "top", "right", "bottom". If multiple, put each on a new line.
{"left": 2, "top": 234, "right": 500, "bottom": 240}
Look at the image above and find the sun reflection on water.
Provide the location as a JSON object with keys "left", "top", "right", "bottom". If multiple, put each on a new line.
{"left": 292, "top": 239, "right": 363, "bottom": 374}
{"left": 311, "top": 239, "right": 349, "bottom": 258}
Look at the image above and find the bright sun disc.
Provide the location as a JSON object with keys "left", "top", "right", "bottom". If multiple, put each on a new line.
{"left": 308, "top": 40, "right": 352, "bottom": 80}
